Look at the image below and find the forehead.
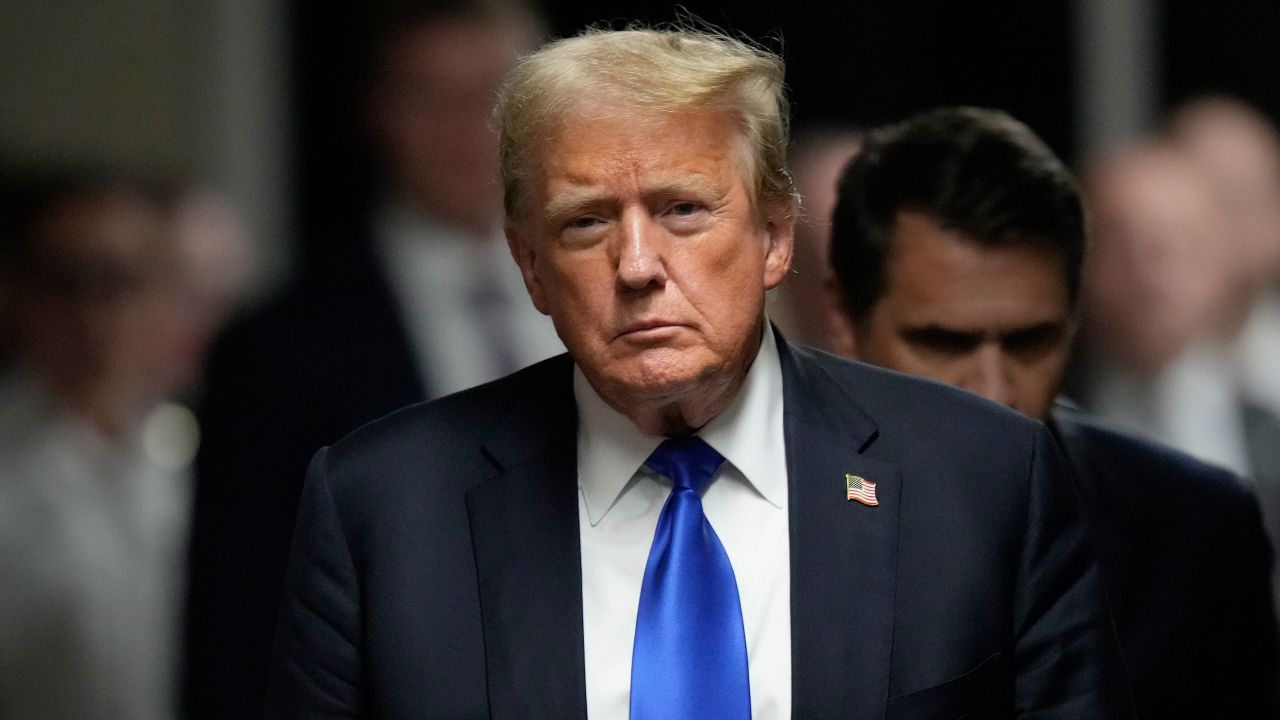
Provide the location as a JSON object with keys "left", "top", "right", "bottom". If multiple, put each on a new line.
{"left": 529, "top": 105, "right": 749, "bottom": 197}
{"left": 879, "top": 211, "right": 1070, "bottom": 326}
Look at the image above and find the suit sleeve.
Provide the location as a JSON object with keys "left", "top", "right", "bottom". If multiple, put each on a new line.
{"left": 1014, "top": 424, "right": 1134, "bottom": 718}
{"left": 1217, "top": 486, "right": 1280, "bottom": 716}
{"left": 265, "top": 448, "right": 363, "bottom": 718}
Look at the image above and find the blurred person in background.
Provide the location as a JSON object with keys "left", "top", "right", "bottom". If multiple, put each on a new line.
{"left": 184, "top": 1, "right": 560, "bottom": 717}
{"left": 0, "top": 170, "right": 249, "bottom": 719}
{"left": 1074, "top": 140, "right": 1280, "bottom": 501}
{"left": 767, "top": 126, "right": 861, "bottom": 351}
{"left": 1167, "top": 96, "right": 1280, "bottom": 551}
{"left": 827, "top": 106, "right": 1279, "bottom": 717}
{"left": 1167, "top": 97, "right": 1280, "bottom": 413}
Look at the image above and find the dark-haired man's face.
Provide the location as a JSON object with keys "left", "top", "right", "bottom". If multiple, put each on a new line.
{"left": 834, "top": 211, "right": 1073, "bottom": 420}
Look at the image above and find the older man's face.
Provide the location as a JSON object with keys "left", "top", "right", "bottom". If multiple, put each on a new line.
{"left": 507, "top": 107, "right": 793, "bottom": 422}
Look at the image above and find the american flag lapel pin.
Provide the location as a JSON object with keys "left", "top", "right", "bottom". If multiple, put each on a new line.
{"left": 846, "top": 473, "right": 879, "bottom": 506}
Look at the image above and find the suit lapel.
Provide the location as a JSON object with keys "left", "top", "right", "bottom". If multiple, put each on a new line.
{"left": 1049, "top": 408, "right": 1137, "bottom": 618}
{"left": 466, "top": 357, "right": 588, "bottom": 719}
{"left": 781, "top": 339, "right": 900, "bottom": 720}
{"left": 464, "top": 340, "right": 904, "bottom": 718}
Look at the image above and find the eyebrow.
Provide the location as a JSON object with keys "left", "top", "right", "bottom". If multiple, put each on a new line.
{"left": 902, "top": 320, "right": 1066, "bottom": 345}
{"left": 902, "top": 325, "right": 983, "bottom": 346}
{"left": 647, "top": 176, "right": 722, "bottom": 201}
{"left": 1000, "top": 321, "right": 1068, "bottom": 345}
{"left": 542, "top": 176, "right": 723, "bottom": 221}
{"left": 543, "top": 188, "right": 608, "bottom": 222}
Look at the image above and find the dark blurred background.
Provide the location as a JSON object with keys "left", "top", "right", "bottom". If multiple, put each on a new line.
{"left": 5, "top": 0, "right": 1276, "bottom": 287}
{"left": 2, "top": 3, "right": 1279, "bottom": 718}
{"left": 286, "top": 0, "right": 1278, "bottom": 273}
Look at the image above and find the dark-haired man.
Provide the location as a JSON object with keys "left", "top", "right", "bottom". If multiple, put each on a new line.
{"left": 827, "top": 105, "right": 1280, "bottom": 717}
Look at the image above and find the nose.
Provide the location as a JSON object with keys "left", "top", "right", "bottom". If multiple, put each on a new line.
{"left": 616, "top": 210, "right": 667, "bottom": 290}
{"left": 964, "top": 345, "right": 1016, "bottom": 410}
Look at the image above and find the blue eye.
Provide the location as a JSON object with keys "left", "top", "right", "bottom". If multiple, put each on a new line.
{"left": 670, "top": 202, "right": 701, "bottom": 216}
{"left": 570, "top": 216, "right": 600, "bottom": 229}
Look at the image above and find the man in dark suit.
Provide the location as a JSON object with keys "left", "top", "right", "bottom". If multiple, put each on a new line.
{"left": 184, "top": 4, "right": 561, "bottom": 718}
{"left": 826, "top": 106, "right": 1279, "bottom": 717}
{"left": 267, "top": 29, "right": 1130, "bottom": 718}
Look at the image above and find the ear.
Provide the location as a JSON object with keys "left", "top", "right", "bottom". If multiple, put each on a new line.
{"left": 761, "top": 215, "right": 796, "bottom": 291}
{"left": 505, "top": 220, "right": 550, "bottom": 315}
{"left": 824, "top": 274, "right": 859, "bottom": 358}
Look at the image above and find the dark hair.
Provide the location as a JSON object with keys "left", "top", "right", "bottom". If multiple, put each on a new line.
{"left": 828, "top": 106, "right": 1084, "bottom": 321}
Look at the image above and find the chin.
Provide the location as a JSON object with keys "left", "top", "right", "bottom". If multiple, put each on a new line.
{"left": 608, "top": 350, "right": 729, "bottom": 404}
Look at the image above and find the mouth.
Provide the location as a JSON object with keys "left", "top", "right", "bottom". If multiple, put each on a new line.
{"left": 615, "top": 319, "right": 685, "bottom": 342}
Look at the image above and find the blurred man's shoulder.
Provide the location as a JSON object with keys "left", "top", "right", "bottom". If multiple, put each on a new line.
{"left": 1051, "top": 402, "right": 1257, "bottom": 514}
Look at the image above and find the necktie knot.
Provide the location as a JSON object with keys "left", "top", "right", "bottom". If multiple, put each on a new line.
{"left": 644, "top": 436, "right": 725, "bottom": 495}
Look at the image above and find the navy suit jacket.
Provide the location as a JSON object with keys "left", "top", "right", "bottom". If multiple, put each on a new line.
{"left": 267, "top": 337, "right": 1131, "bottom": 718}
{"left": 1050, "top": 405, "right": 1280, "bottom": 717}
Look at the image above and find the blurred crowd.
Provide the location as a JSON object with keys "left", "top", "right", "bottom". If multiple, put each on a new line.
{"left": 1069, "top": 96, "right": 1280, "bottom": 563}
{"left": 780, "top": 98, "right": 1280, "bottom": 533}
{"left": 0, "top": 171, "right": 252, "bottom": 718}
{"left": 2, "top": 1, "right": 1279, "bottom": 718}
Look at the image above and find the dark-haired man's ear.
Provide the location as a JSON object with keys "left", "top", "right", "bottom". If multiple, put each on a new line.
{"left": 824, "top": 274, "right": 858, "bottom": 358}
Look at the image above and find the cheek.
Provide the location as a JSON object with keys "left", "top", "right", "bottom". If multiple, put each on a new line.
{"left": 685, "top": 241, "right": 768, "bottom": 311}
{"left": 537, "top": 252, "right": 614, "bottom": 334}
{"left": 543, "top": 251, "right": 612, "bottom": 302}
{"left": 912, "top": 353, "right": 972, "bottom": 385}
{"left": 1031, "top": 347, "right": 1071, "bottom": 385}
{"left": 1013, "top": 349, "right": 1069, "bottom": 399}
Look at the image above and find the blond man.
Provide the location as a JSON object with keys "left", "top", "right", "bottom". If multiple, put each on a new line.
{"left": 267, "top": 28, "right": 1128, "bottom": 719}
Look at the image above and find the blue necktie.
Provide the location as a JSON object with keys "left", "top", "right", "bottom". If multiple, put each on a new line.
{"left": 630, "top": 436, "right": 751, "bottom": 720}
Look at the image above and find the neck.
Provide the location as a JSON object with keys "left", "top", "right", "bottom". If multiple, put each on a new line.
{"left": 624, "top": 372, "right": 745, "bottom": 437}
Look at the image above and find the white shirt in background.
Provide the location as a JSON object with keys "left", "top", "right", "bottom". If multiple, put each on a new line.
{"left": 375, "top": 204, "right": 564, "bottom": 397}
{"left": 0, "top": 370, "right": 190, "bottom": 720}
{"left": 1237, "top": 290, "right": 1280, "bottom": 419}
{"left": 1085, "top": 342, "right": 1252, "bottom": 477}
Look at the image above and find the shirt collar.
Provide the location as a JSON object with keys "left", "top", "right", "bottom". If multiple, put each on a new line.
{"left": 575, "top": 323, "right": 787, "bottom": 526}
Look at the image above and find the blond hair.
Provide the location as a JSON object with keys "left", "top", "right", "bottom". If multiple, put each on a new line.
{"left": 495, "top": 26, "right": 797, "bottom": 222}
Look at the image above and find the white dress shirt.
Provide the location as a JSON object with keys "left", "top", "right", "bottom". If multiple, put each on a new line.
{"left": 374, "top": 204, "right": 564, "bottom": 397}
{"left": 0, "top": 370, "right": 190, "bottom": 720}
{"left": 1085, "top": 342, "right": 1252, "bottom": 476}
{"left": 577, "top": 325, "right": 792, "bottom": 720}
{"left": 1238, "top": 290, "right": 1280, "bottom": 419}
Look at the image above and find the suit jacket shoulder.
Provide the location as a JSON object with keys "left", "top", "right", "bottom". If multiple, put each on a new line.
{"left": 1050, "top": 404, "right": 1280, "bottom": 717}
{"left": 269, "top": 338, "right": 1131, "bottom": 719}
{"left": 778, "top": 342, "right": 1130, "bottom": 718}
{"left": 321, "top": 353, "right": 576, "bottom": 507}
{"left": 269, "top": 353, "right": 585, "bottom": 719}
{"left": 787, "top": 343, "right": 1046, "bottom": 495}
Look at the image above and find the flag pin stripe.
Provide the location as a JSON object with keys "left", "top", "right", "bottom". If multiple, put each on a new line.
{"left": 845, "top": 473, "right": 879, "bottom": 506}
